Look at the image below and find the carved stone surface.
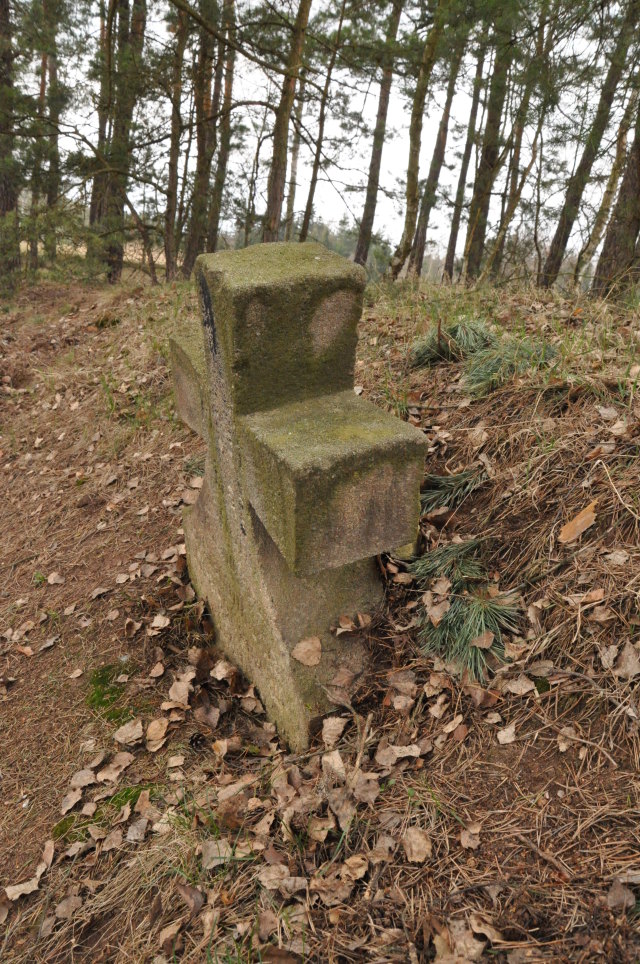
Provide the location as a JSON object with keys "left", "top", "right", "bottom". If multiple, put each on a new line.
{"left": 170, "top": 242, "right": 426, "bottom": 750}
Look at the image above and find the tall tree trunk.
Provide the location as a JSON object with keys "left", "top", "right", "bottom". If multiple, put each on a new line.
{"left": 182, "top": 0, "right": 220, "bottom": 277}
{"left": 164, "top": 8, "right": 187, "bottom": 279}
{"left": 45, "top": 1, "right": 61, "bottom": 262}
{"left": 443, "top": 39, "right": 486, "bottom": 281}
{"left": 245, "top": 110, "right": 269, "bottom": 246}
{"left": 478, "top": 115, "right": 545, "bottom": 282}
{"left": 574, "top": 88, "right": 638, "bottom": 285}
{"left": 29, "top": 49, "right": 48, "bottom": 272}
{"left": 102, "top": 0, "right": 147, "bottom": 282}
{"left": 206, "top": 0, "right": 235, "bottom": 252}
{"left": 463, "top": 29, "right": 513, "bottom": 281}
{"left": 408, "top": 34, "right": 465, "bottom": 277}
{"left": 262, "top": 0, "right": 313, "bottom": 242}
{"left": 389, "top": 2, "right": 445, "bottom": 279}
{"left": 299, "top": 0, "right": 346, "bottom": 243}
{"left": 284, "top": 74, "right": 305, "bottom": 241}
{"left": 354, "top": 0, "right": 404, "bottom": 266}
{"left": 0, "top": 0, "right": 19, "bottom": 284}
{"left": 540, "top": 0, "right": 637, "bottom": 288}
{"left": 490, "top": 3, "right": 553, "bottom": 279}
{"left": 592, "top": 94, "right": 640, "bottom": 297}
{"left": 90, "top": 0, "right": 111, "bottom": 227}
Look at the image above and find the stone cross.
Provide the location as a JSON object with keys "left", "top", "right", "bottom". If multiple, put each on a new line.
{"left": 170, "top": 242, "right": 426, "bottom": 750}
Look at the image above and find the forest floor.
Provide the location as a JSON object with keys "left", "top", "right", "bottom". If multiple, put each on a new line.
{"left": 1, "top": 269, "right": 640, "bottom": 962}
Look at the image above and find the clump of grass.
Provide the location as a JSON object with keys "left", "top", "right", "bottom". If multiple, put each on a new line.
{"left": 411, "top": 318, "right": 496, "bottom": 368}
{"left": 409, "top": 539, "right": 485, "bottom": 590}
{"left": 419, "top": 591, "right": 520, "bottom": 680}
{"left": 420, "top": 469, "right": 487, "bottom": 513}
{"left": 463, "top": 335, "right": 557, "bottom": 396}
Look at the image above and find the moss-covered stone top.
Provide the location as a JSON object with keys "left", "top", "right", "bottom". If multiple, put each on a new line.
{"left": 195, "top": 241, "right": 365, "bottom": 295}
{"left": 241, "top": 391, "right": 427, "bottom": 478}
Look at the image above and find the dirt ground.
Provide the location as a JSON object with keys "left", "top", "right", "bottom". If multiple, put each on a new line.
{"left": 1, "top": 274, "right": 639, "bottom": 962}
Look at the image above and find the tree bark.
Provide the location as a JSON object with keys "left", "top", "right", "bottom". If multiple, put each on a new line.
{"left": 284, "top": 74, "right": 305, "bottom": 241}
{"left": 574, "top": 88, "right": 638, "bottom": 285}
{"left": 592, "top": 93, "right": 640, "bottom": 297}
{"left": 45, "top": 6, "right": 61, "bottom": 262}
{"left": 299, "top": 0, "right": 346, "bottom": 243}
{"left": 262, "top": 0, "right": 313, "bottom": 242}
{"left": 206, "top": 0, "right": 235, "bottom": 252}
{"left": 443, "top": 40, "right": 486, "bottom": 281}
{"left": 463, "top": 29, "right": 513, "bottom": 281}
{"left": 354, "top": 0, "right": 404, "bottom": 266}
{"left": 164, "top": 8, "right": 187, "bottom": 279}
{"left": 0, "top": 0, "right": 19, "bottom": 284}
{"left": 90, "top": 0, "right": 112, "bottom": 228}
{"left": 389, "top": 2, "right": 445, "bottom": 279}
{"left": 182, "top": 0, "right": 220, "bottom": 277}
{"left": 102, "top": 0, "right": 147, "bottom": 283}
{"left": 407, "top": 33, "right": 465, "bottom": 277}
{"left": 539, "top": 0, "right": 638, "bottom": 288}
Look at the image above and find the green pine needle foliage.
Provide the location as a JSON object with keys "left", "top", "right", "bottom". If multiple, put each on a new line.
{"left": 420, "top": 469, "right": 488, "bottom": 513}
{"left": 463, "top": 336, "right": 557, "bottom": 396}
{"left": 411, "top": 318, "right": 496, "bottom": 368}
{"left": 409, "top": 539, "right": 485, "bottom": 590}
{"left": 419, "top": 591, "right": 520, "bottom": 680}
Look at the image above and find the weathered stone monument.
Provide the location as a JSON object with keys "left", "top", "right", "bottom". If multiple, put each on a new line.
{"left": 170, "top": 242, "right": 426, "bottom": 750}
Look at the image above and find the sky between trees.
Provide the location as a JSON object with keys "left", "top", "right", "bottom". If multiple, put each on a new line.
{"left": 2, "top": 0, "right": 640, "bottom": 294}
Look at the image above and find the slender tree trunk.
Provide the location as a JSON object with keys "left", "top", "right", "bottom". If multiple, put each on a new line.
{"left": 479, "top": 116, "right": 545, "bottom": 282}
{"left": 490, "top": 4, "right": 553, "bottom": 278}
{"left": 176, "top": 82, "right": 194, "bottom": 251}
{"left": 574, "top": 88, "right": 638, "bottom": 285}
{"left": 206, "top": 0, "right": 235, "bottom": 252}
{"left": 354, "top": 0, "right": 404, "bottom": 266}
{"left": 29, "top": 50, "right": 48, "bottom": 272}
{"left": 164, "top": 8, "right": 187, "bottom": 279}
{"left": 540, "top": 0, "right": 637, "bottom": 288}
{"left": 90, "top": 0, "right": 111, "bottom": 227}
{"left": 284, "top": 74, "right": 305, "bottom": 241}
{"left": 182, "top": 2, "right": 219, "bottom": 277}
{"left": 262, "top": 0, "right": 313, "bottom": 242}
{"left": 45, "top": 5, "right": 61, "bottom": 262}
{"left": 389, "top": 2, "right": 445, "bottom": 279}
{"left": 443, "top": 40, "right": 486, "bottom": 281}
{"left": 245, "top": 113, "right": 268, "bottom": 246}
{"left": 592, "top": 94, "right": 640, "bottom": 297}
{"left": 102, "top": 0, "right": 147, "bottom": 282}
{"left": 0, "top": 0, "right": 19, "bottom": 284}
{"left": 299, "top": 0, "right": 346, "bottom": 243}
{"left": 408, "top": 34, "right": 465, "bottom": 277}
{"left": 463, "top": 30, "right": 513, "bottom": 281}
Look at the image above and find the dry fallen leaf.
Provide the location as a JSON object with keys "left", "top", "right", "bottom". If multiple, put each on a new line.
{"left": 97, "top": 751, "right": 134, "bottom": 783}
{"left": 497, "top": 722, "right": 516, "bottom": 745}
{"left": 322, "top": 716, "right": 347, "bottom": 748}
{"left": 54, "top": 895, "right": 83, "bottom": 919}
{"left": 60, "top": 788, "right": 83, "bottom": 815}
{"left": 607, "top": 877, "right": 635, "bottom": 912}
{"left": 461, "top": 822, "right": 481, "bottom": 850}
{"left": 113, "top": 718, "right": 143, "bottom": 746}
{"left": 291, "top": 636, "right": 322, "bottom": 666}
{"left": 47, "top": 571, "right": 65, "bottom": 585}
{"left": 613, "top": 641, "right": 640, "bottom": 680}
{"left": 402, "top": 826, "right": 432, "bottom": 863}
{"left": 176, "top": 882, "right": 204, "bottom": 917}
{"left": 558, "top": 500, "right": 597, "bottom": 544}
{"left": 201, "top": 839, "right": 233, "bottom": 869}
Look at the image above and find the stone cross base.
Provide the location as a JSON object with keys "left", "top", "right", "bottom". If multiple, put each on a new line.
{"left": 170, "top": 243, "right": 426, "bottom": 750}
